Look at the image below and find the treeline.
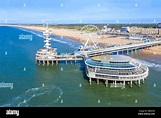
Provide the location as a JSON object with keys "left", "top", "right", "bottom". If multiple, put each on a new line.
{"left": 49, "top": 23, "right": 158, "bottom": 30}
{"left": 16, "top": 23, "right": 158, "bottom": 30}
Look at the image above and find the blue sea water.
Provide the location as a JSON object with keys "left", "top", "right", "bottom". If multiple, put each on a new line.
{"left": 0, "top": 26, "right": 161, "bottom": 107}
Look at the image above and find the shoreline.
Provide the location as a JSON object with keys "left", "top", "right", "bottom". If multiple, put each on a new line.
{"left": 15, "top": 25, "right": 143, "bottom": 45}
{"left": 12, "top": 25, "right": 161, "bottom": 56}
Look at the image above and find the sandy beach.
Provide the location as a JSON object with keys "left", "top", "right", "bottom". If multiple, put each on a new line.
{"left": 15, "top": 25, "right": 161, "bottom": 56}
{"left": 16, "top": 25, "right": 143, "bottom": 45}
{"left": 140, "top": 46, "right": 161, "bottom": 56}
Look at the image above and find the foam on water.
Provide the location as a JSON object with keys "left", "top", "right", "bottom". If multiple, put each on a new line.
{"left": 136, "top": 59, "right": 161, "bottom": 72}
{"left": 18, "top": 27, "right": 79, "bottom": 49}
{"left": 51, "top": 38, "right": 67, "bottom": 44}
{"left": 51, "top": 37, "right": 78, "bottom": 49}
{"left": 18, "top": 27, "right": 44, "bottom": 38}
{"left": 0, "top": 85, "right": 63, "bottom": 107}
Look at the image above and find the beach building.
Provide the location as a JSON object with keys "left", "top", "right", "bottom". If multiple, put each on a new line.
{"left": 159, "top": 29, "right": 161, "bottom": 35}
{"left": 129, "top": 27, "right": 161, "bottom": 35}
{"left": 129, "top": 27, "right": 142, "bottom": 34}
{"left": 121, "top": 27, "right": 130, "bottom": 33}
{"left": 85, "top": 55, "right": 149, "bottom": 88}
{"left": 157, "top": 23, "right": 161, "bottom": 29}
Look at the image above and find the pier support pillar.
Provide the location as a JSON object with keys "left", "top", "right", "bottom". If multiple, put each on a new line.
{"left": 38, "top": 60, "right": 41, "bottom": 65}
{"left": 70, "top": 60, "right": 72, "bottom": 65}
{"left": 89, "top": 78, "right": 92, "bottom": 85}
{"left": 131, "top": 49, "right": 133, "bottom": 54}
{"left": 114, "top": 80, "right": 116, "bottom": 88}
{"left": 117, "top": 51, "right": 119, "bottom": 55}
{"left": 127, "top": 50, "right": 128, "bottom": 55}
{"left": 138, "top": 79, "right": 140, "bottom": 87}
{"left": 122, "top": 50, "right": 124, "bottom": 55}
{"left": 142, "top": 78, "right": 145, "bottom": 84}
{"left": 134, "top": 80, "right": 137, "bottom": 85}
{"left": 75, "top": 59, "right": 76, "bottom": 65}
{"left": 138, "top": 49, "right": 140, "bottom": 54}
{"left": 47, "top": 60, "right": 49, "bottom": 66}
{"left": 43, "top": 61, "right": 45, "bottom": 66}
{"left": 56, "top": 60, "right": 58, "bottom": 65}
{"left": 105, "top": 80, "right": 108, "bottom": 87}
{"left": 123, "top": 81, "right": 125, "bottom": 88}
{"left": 96, "top": 79, "right": 99, "bottom": 84}
{"left": 133, "top": 49, "right": 135, "bottom": 54}
{"left": 52, "top": 61, "right": 54, "bottom": 65}
{"left": 66, "top": 60, "right": 67, "bottom": 65}
{"left": 130, "top": 80, "right": 132, "bottom": 88}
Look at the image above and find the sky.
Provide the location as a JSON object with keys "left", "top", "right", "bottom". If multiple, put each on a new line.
{"left": 0, "top": 0, "right": 161, "bottom": 24}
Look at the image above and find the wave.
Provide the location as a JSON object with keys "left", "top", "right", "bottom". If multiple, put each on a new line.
{"left": 18, "top": 27, "right": 78, "bottom": 48}
{"left": 0, "top": 85, "right": 63, "bottom": 107}
{"left": 18, "top": 28, "right": 44, "bottom": 38}
{"left": 17, "top": 27, "right": 32, "bottom": 33}
{"left": 51, "top": 38, "right": 80, "bottom": 49}
{"left": 51, "top": 38, "right": 67, "bottom": 44}
{"left": 136, "top": 59, "right": 161, "bottom": 72}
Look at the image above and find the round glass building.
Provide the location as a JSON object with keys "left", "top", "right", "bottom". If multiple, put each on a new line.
{"left": 85, "top": 55, "right": 149, "bottom": 88}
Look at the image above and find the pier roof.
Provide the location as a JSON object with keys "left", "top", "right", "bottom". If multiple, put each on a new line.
{"left": 86, "top": 55, "right": 136, "bottom": 69}
{"left": 92, "top": 55, "right": 132, "bottom": 63}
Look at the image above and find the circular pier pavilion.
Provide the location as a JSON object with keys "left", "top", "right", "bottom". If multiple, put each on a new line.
{"left": 85, "top": 55, "right": 149, "bottom": 88}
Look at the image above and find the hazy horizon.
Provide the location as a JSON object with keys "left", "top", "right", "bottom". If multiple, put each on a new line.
{"left": 0, "top": 0, "right": 161, "bottom": 24}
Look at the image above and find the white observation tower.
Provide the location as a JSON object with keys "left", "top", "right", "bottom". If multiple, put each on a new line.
{"left": 43, "top": 24, "right": 51, "bottom": 50}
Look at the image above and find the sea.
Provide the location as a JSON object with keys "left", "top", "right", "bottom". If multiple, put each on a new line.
{"left": 0, "top": 26, "right": 161, "bottom": 107}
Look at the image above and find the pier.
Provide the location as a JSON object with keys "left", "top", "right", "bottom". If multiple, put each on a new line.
{"left": 36, "top": 40, "right": 161, "bottom": 65}
{"left": 77, "top": 40, "right": 161, "bottom": 57}
{"left": 35, "top": 25, "right": 161, "bottom": 87}
{"left": 36, "top": 53, "right": 83, "bottom": 65}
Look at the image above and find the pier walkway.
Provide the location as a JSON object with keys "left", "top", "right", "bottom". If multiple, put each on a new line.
{"left": 36, "top": 40, "right": 161, "bottom": 66}
{"left": 77, "top": 40, "right": 161, "bottom": 57}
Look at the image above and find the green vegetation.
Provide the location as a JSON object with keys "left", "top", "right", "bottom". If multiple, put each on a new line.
{"left": 18, "top": 23, "right": 158, "bottom": 31}
{"left": 49, "top": 23, "right": 158, "bottom": 30}
{"left": 49, "top": 25, "right": 83, "bottom": 30}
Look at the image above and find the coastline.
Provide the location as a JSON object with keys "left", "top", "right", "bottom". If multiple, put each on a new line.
{"left": 12, "top": 25, "right": 161, "bottom": 56}
{"left": 14, "top": 25, "right": 143, "bottom": 45}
